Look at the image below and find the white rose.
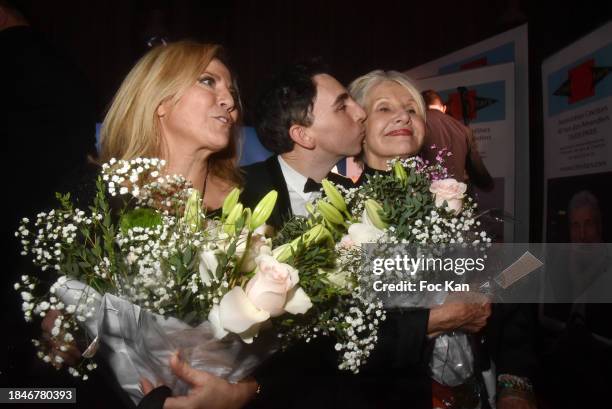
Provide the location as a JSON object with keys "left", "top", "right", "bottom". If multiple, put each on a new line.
{"left": 348, "top": 222, "right": 384, "bottom": 245}
{"left": 429, "top": 178, "right": 467, "bottom": 214}
{"left": 245, "top": 254, "right": 299, "bottom": 317}
{"left": 284, "top": 287, "right": 312, "bottom": 314}
{"left": 198, "top": 250, "right": 218, "bottom": 286}
{"left": 210, "top": 287, "right": 270, "bottom": 343}
{"left": 208, "top": 304, "right": 228, "bottom": 339}
{"left": 323, "top": 268, "right": 353, "bottom": 290}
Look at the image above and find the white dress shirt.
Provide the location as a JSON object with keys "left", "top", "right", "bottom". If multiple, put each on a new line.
{"left": 277, "top": 156, "right": 321, "bottom": 217}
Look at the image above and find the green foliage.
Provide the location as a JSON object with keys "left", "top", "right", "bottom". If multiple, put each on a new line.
{"left": 356, "top": 164, "right": 436, "bottom": 241}
{"left": 120, "top": 208, "right": 163, "bottom": 233}
{"left": 272, "top": 216, "right": 311, "bottom": 247}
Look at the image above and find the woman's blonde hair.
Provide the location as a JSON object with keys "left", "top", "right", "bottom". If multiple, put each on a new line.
{"left": 348, "top": 70, "right": 426, "bottom": 120}
{"left": 100, "top": 40, "right": 242, "bottom": 185}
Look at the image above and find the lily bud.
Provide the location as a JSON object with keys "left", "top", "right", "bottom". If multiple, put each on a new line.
{"left": 222, "top": 188, "right": 241, "bottom": 220}
{"left": 305, "top": 202, "right": 315, "bottom": 216}
{"left": 242, "top": 208, "right": 252, "bottom": 230}
{"left": 272, "top": 243, "right": 293, "bottom": 263}
{"left": 365, "top": 199, "right": 388, "bottom": 229}
{"left": 250, "top": 191, "right": 278, "bottom": 231}
{"left": 300, "top": 224, "right": 333, "bottom": 247}
{"left": 224, "top": 203, "right": 243, "bottom": 235}
{"left": 318, "top": 201, "right": 345, "bottom": 226}
{"left": 183, "top": 189, "right": 202, "bottom": 231}
{"left": 393, "top": 161, "right": 408, "bottom": 187}
{"left": 322, "top": 179, "right": 347, "bottom": 213}
{"left": 274, "top": 224, "right": 333, "bottom": 263}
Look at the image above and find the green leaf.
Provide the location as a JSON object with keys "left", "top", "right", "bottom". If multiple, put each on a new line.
{"left": 120, "top": 208, "right": 162, "bottom": 233}
{"left": 182, "top": 248, "right": 192, "bottom": 266}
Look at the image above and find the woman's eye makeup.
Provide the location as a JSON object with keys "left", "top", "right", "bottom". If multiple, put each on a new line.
{"left": 198, "top": 76, "right": 216, "bottom": 86}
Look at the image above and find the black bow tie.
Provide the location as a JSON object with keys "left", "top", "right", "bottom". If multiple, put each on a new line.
{"left": 303, "top": 178, "right": 322, "bottom": 193}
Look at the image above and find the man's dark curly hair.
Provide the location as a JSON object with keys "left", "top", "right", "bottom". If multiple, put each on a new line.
{"left": 254, "top": 59, "right": 330, "bottom": 154}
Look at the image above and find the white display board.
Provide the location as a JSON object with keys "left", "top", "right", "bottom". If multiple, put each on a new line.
{"left": 406, "top": 24, "right": 529, "bottom": 242}
{"left": 542, "top": 21, "right": 612, "bottom": 242}
{"left": 416, "top": 63, "right": 516, "bottom": 242}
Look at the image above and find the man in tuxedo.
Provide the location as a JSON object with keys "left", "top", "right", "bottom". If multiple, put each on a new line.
{"left": 240, "top": 59, "right": 365, "bottom": 229}
{"left": 240, "top": 60, "right": 365, "bottom": 408}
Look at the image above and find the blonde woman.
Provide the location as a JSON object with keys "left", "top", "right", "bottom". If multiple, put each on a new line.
{"left": 100, "top": 40, "right": 242, "bottom": 211}
{"left": 45, "top": 41, "right": 258, "bottom": 409}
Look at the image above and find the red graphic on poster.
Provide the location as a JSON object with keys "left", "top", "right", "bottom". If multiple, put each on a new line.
{"left": 446, "top": 90, "right": 477, "bottom": 122}
{"left": 460, "top": 57, "right": 488, "bottom": 71}
{"left": 568, "top": 59, "right": 595, "bottom": 103}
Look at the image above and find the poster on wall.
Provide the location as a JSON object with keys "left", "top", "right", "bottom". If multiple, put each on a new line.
{"left": 416, "top": 63, "right": 516, "bottom": 241}
{"left": 405, "top": 24, "right": 527, "bottom": 78}
{"left": 405, "top": 24, "right": 529, "bottom": 242}
{"left": 542, "top": 21, "right": 612, "bottom": 243}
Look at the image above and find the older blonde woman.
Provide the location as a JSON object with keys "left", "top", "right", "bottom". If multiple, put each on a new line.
{"left": 350, "top": 70, "right": 427, "bottom": 177}
{"left": 347, "top": 71, "right": 535, "bottom": 409}
{"left": 343, "top": 70, "right": 491, "bottom": 408}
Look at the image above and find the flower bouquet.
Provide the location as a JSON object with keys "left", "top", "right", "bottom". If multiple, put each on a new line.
{"left": 15, "top": 158, "right": 384, "bottom": 403}
{"left": 306, "top": 156, "right": 492, "bottom": 389}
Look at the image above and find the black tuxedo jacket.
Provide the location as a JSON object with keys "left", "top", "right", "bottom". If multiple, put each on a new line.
{"left": 240, "top": 155, "right": 354, "bottom": 230}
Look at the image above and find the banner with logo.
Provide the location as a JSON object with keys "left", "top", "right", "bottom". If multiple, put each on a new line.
{"left": 405, "top": 24, "right": 529, "bottom": 242}
{"left": 415, "top": 63, "right": 516, "bottom": 242}
{"left": 542, "top": 21, "right": 612, "bottom": 243}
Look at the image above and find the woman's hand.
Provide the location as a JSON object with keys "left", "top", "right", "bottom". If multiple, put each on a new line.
{"left": 427, "top": 292, "right": 491, "bottom": 337}
{"left": 40, "top": 309, "right": 81, "bottom": 367}
{"left": 141, "top": 352, "right": 258, "bottom": 409}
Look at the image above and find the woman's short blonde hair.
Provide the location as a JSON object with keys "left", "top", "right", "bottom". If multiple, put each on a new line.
{"left": 100, "top": 40, "right": 242, "bottom": 185}
{"left": 348, "top": 70, "right": 426, "bottom": 120}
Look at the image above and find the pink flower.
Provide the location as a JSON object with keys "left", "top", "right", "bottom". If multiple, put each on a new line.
{"left": 245, "top": 255, "right": 300, "bottom": 317}
{"left": 209, "top": 254, "right": 313, "bottom": 343}
{"left": 429, "top": 178, "right": 467, "bottom": 214}
{"left": 339, "top": 234, "right": 356, "bottom": 249}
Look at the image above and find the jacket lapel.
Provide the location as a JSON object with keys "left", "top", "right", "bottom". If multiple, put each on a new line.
{"left": 264, "top": 155, "right": 292, "bottom": 228}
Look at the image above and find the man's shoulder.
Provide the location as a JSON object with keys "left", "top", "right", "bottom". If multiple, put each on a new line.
{"left": 428, "top": 109, "right": 465, "bottom": 126}
{"left": 326, "top": 171, "right": 356, "bottom": 189}
{"left": 427, "top": 110, "right": 470, "bottom": 134}
{"left": 241, "top": 155, "right": 277, "bottom": 178}
{"left": 240, "top": 156, "right": 284, "bottom": 201}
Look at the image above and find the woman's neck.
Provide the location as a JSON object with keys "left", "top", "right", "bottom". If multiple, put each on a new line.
{"left": 162, "top": 146, "right": 210, "bottom": 193}
{"left": 364, "top": 153, "right": 392, "bottom": 171}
